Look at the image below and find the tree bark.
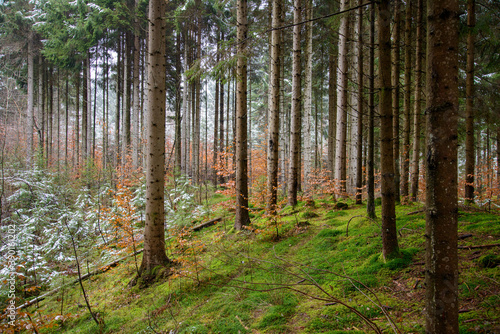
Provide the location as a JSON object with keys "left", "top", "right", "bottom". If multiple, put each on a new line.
{"left": 410, "top": 0, "right": 424, "bottom": 202}
{"left": 424, "top": 0, "right": 459, "bottom": 332}
{"left": 266, "top": 0, "right": 281, "bottom": 213}
{"left": 392, "top": 0, "right": 401, "bottom": 203}
{"left": 401, "top": 1, "right": 412, "bottom": 200}
{"left": 288, "top": 0, "right": 302, "bottom": 207}
{"left": 355, "top": 4, "right": 364, "bottom": 205}
{"left": 139, "top": 0, "right": 171, "bottom": 275}
{"left": 115, "top": 38, "right": 122, "bottom": 168}
{"left": 27, "top": 31, "right": 35, "bottom": 167}
{"left": 335, "top": 0, "right": 350, "bottom": 195}
{"left": 132, "top": 2, "right": 141, "bottom": 170}
{"left": 234, "top": 0, "right": 251, "bottom": 230}
{"left": 327, "top": 48, "right": 337, "bottom": 182}
{"left": 303, "top": 0, "right": 313, "bottom": 194}
{"left": 378, "top": 0, "right": 399, "bottom": 261}
{"left": 464, "top": 0, "right": 476, "bottom": 204}
{"left": 366, "top": 2, "right": 376, "bottom": 219}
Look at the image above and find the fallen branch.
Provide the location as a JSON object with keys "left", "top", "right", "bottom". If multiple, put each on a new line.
{"left": 191, "top": 217, "right": 223, "bottom": 232}
{"left": 346, "top": 215, "right": 380, "bottom": 237}
{"left": 406, "top": 209, "right": 425, "bottom": 215}
{"left": 458, "top": 243, "right": 500, "bottom": 250}
{"left": 17, "top": 249, "right": 143, "bottom": 310}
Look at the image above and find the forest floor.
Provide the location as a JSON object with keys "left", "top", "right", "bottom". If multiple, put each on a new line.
{"left": 20, "top": 196, "right": 500, "bottom": 333}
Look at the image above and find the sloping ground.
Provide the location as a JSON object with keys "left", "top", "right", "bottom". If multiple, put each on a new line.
{"left": 18, "top": 199, "right": 500, "bottom": 333}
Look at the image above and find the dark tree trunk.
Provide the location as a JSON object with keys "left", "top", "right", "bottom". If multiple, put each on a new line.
{"left": 379, "top": 0, "right": 399, "bottom": 260}
{"left": 424, "top": 0, "right": 459, "bottom": 332}
{"left": 367, "top": 1, "right": 376, "bottom": 219}
{"left": 392, "top": 0, "right": 401, "bottom": 203}
{"left": 410, "top": 0, "right": 424, "bottom": 202}
{"left": 266, "top": 0, "right": 281, "bottom": 213}
{"left": 288, "top": 0, "right": 302, "bottom": 207}
{"left": 464, "top": 0, "right": 476, "bottom": 204}
{"left": 401, "top": 1, "right": 412, "bottom": 200}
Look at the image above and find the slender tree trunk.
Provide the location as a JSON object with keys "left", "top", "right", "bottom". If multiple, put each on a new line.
{"left": 266, "top": 0, "right": 281, "bottom": 213}
{"left": 379, "top": 0, "right": 399, "bottom": 260}
{"left": 175, "top": 32, "right": 182, "bottom": 175}
{"left": 38, "top": 57, "right": 45, "bottom": 162}
{"left": 65, "top": 73, "right": 69, "bottom": 168}
{"left": 123, "top": 32, "right": 132, "bottom": 165}
{"left": 327, "top": 49, "right": 337, "bottom": 181}
{"left": 75, "top": 70, "right": 80, "bottom": 168}
{"left": 335, "top": 0, "right": 350, "bottom": 195}
{"left": 401, "top": 1, "right": 412, "bottom": 200}
{"left": 303, "top": 0, "right": 313, "bottom": 194}
{"left": 464, "top": 0, "right": 476, "bottom": 203}
{"left": 194, "top": 15, "right": 202, "bottom": 185}
{"left": 82, "top": 58, "right": 88, "bottom": 162}
{"left": 213, "top": 32, "right": 220, "bottom": 186}
{"left": 48, "top": 67, "right": 53, "bottom": 167}
{"left": 115, "top": 38, "right": 122, "bottom": 168}
{"left": 139, "top": 0, "right": 171, "bottom": 276}
{"left": 366, "top": 2, "right": 376, "bottom": 219}
{"left": 288, "top": 0, "right": 302, "bottom": 207}
{"left": 392, "top": 0, "right": 401, "bottom": 203}
{"left": 27, "top": 31, "right": 35, "bottom": 167}
{"left": 234, "top": 0, "right": 250, "bottom": 230}
{"left": 410, "top": 0, "right": 424, "bottom": 202}
{"left": 424, "top": 0, "right": 459, "bottom": 331}
{"left": 133, "top": 4, "right": 141, "bottom": 169}
{"left": 355, "top": 4, "right": 363, "bottom": 205}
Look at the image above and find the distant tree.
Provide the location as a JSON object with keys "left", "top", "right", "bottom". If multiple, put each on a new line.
{"left": 401, "top": 1, "right": 412, "bottom": 200}
{"left": 366, "top": 1, "right": 376, "bottom": 219}
{"left": 424, "top": 0, "right": 459, "bottom": 331}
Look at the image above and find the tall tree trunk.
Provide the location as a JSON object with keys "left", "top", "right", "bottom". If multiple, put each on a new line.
{"left": 288, "top": 0, "right": 302, "bottom": 207}
{"left": 133, "top": 3, "right": 141, "bottom": 170}
{"left": 303, "top": 0, "right": 313, "bottom": 194}
{"left": 379, "top": 0, "right": 399, "bottom": 260}
{"left": 464, "top": 0, "right": 476, "bottom": 203}
{"left": 355, "top": 3, "right": 363, "bottom": 205}
{"left": 115, "top": 38, "right": 122, "bottom": 168}
{"left": 123, "top": 32, "right": 132, "bottom": 165}
{"left": 266, "top": 0, "right": 281, "bottom": 213}
{"left": 327, "top": 48, "right": 337, "bottom": 181}
{"left": 38, "top": 57, "right": 45, "bottom": 162}
{"left": 424, "top": 0, "right": 459, "bottom": 331}
{"left": 82, "top": 58, "right": 88, "bottom": 162}
{"left": 213, "top": 32, "right": 220, "bottom": 186}
{"left": 234, "top": 0, "right": 250, "bottom": 230}
{"left": 65, "top": 73, "right": 69, "bottom": 168}
{"left": 401, "top": 1, "right": 412, "bottom": 200}
{"left": 75, "top": 70, "right": 80, "bottom": 168}
{"left": 335, "top": 0, "right": 350, "bottom": 195}
{"left": 366, "top": 2, "right": 376, "bottom": 219}
{"left": 48, "top": 67, "right": 53, "bottom": 167}
{"left": 410, "top": 0, "right": 424, "bottom": 202}
{"left": 194, "top": 14, "right": 202, "bottom": 185}
{"left": 27, "top": 31, "right": 35, "bottom": 167}
{"left": 392, "top": 0, "right": 401, "bottom": 203}
{"left": 175, "top": 32, "right": 182, "bottom": 175}
{"left": 139, "top": 0, "right": 171, "bottom": 276}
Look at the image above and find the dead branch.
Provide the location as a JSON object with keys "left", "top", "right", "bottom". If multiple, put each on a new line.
{"left": 458, "top": 243, "right": 500, "bottom": 249}
{"left": 191, "top": 217, "right": 223, "bottom": 232}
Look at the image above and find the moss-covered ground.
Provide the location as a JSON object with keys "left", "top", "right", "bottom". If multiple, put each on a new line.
{"left": 24, "top": 197, "right": 500, "bottom": 333}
